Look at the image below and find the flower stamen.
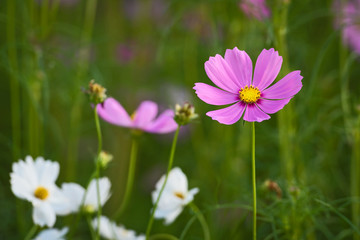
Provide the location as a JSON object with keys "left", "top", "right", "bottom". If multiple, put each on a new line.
{"left": 239, "top": 85, "right": 261, "bottom": 104}
{"left": 174, "top": 192, "right": 185, "bottom": 200}
{"left": 34, "top": 186, "right": 49, "bottom": 200}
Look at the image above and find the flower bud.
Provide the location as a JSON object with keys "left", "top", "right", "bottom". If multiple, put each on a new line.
{"left": 174, "top": 102, "right": 198, "bottom": 126}
{"left": 98, "top": 151, "right": 113, "bottom": 169}
{"left": 263, "top": 179, "right": 282, "bottom": 199}
{"left": 87, "top": 80, "right": 107, "bottom": 104}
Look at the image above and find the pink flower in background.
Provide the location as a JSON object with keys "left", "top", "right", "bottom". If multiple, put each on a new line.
{"left": 239, "top": 0, "right": 270, "bottom": 21}
{"left": 194, "top": 47, "right": 303, "bottom": 124}
{"left": 336, "top": 0, "right": 360, "bottom": 54}
{"left": 97, "top": 98, "right": 178, "bottom": 134}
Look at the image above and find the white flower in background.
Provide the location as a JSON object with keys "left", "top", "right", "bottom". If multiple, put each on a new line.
{"left": 33, "top": 227, "right": 68, "bottom": 240}
{"left": 152, "top": 167, "right": 199, "bottom": 225}
{"left": 92, "top": 216, "right": 145, "bottom": 240}
{"left": 10, "top": 156, "right": 71, "bottom": 227}
{"left": 61, "top": 177, "right": 111, "bottom": 213}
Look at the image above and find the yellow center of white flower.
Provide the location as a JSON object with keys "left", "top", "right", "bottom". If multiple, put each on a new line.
{"left": 174, "top": 192, "right": 185, "bottom": 200}
{"left": 34, "top": 186, "right": 49, "bottom": 200}
{"left": 239, "top": 85, "right": 261, "bottom": 104}
{"left": 83, "top": 204, "right": 95, "bottom": 213}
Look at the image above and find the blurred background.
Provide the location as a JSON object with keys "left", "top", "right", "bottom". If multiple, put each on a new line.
{"left": 1, "top": 0, "right": 360, "bottom": 239}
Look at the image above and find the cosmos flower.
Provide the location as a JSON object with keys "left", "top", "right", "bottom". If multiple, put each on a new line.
{"left": 152, "top": 167, "right": 199, "bottom": 225}
{"left": 194, "top": 47, "right": 303, "bottom": 124}
{"left": 61, "top": 177, "right": 111, "bottom": 213}
{"left": 92, "top": 216, "right": 145, "bottom": 240}
{"left": 97, "top": 98, "right": 178, "bottom": 134}
{"left": 335, "top": 0, "right": 360, "bottom": 54}
{"left": 10, "top": 156, "right": 71, "bottom": 227}
{"left": 33, "top": 227, "right": 68, "bottom": 240}
{"left": 239, "top": 0, "right": 270, "bottom": 21}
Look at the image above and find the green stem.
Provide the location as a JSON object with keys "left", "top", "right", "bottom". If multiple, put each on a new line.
{"left": 145, "top": 126, "right": 180, "bottom": 239}
{"left": 24, "top": 225, "right": 38, "bottom": 240}
{"left": 189, "top": 202, "right": 211, "bottom": 240}
{"left": 86, "top": 215, "right": 97, "bottom": 240}
{"left": 94, "top": 106, "right": 103, "bottom": 240}
{"left": 114, "top": 137, "right": 139, "bottom": 219}
{"left": 68, "top": 171, "right": 97, "bottom": 240}
{"left": 251, "top": 122, "right": 257, "bottom": 240}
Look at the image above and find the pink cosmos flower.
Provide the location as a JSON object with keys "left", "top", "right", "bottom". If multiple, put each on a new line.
{"left": 239, "top": 0, "right": 270, "bottom": 21}
{"left": 335, "top": 0, "right": 360, "bottom": 55}
{"left": 193, "top": 48, "right": 303, "bottom": 124}
{"left": 97, "top": 98, "right": 178, "bottom": 134}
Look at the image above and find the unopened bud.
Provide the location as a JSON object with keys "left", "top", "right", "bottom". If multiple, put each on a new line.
{"left": 264, "top": 179, "right": 282, "bottom": 199}
{"left": 174, "top": 102, "right": 198, "bottom": 126}
{"left": 98, "top": 151, "right": 113, "bottom": 169}
{"left": 87, "top": 80, "right": 107, "bottom": 104}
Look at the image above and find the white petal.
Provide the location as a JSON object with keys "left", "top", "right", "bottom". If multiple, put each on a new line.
{"left": 60, "top": 183, "right": 85, "bottom": 213}
{"left": 48, "top": 185, "right": 75, "bottom": 216}
{"left": 10, "top": 172, "right": 36, "bottom": 202}
{"left": 85, "top": 177, "right": 111, "bottom": 210}
{"left": 92, "top": 216, "right": 116, "bottom": 239}
{"left": 162, "top": 207, "right": 183, "bottom": 225}
{"left": 34, "top": 157, "right": 59, "bottom": 186}
{"left": 33, "top": 202, "right": 56, "bottom": 227}
{"left": 33, "top": 227, "right": 68, "bottom": 240}
{"left": 184, "top": 188, "right": 199, "bottom": 205}
{"left": 12, "top": 156, "right": 38, "bottom": 188}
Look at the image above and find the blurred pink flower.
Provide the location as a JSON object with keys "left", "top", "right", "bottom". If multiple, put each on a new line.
{"left": 239, "top": 0, "right": 270, "bottom": 21}
{"left": 97, "top": 98, "right": 178, "bottom": 134}
{"left": 194, "top": 47, "right": 303, "bottom": 124}
{"left": 115, "top": 42, "right": 135, "bottom": 64}
{"left": 335, "top": 0, "right": 360, "bottom": 54}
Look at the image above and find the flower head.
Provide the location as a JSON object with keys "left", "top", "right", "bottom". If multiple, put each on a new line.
{"left": 97, "top": 98, "right": 178, "bottom": 134}
{"left": 33, "top": 227, "right": 68, "bottom": 240}
{"left": 335, "top": 0, "right": 360, "bottom": 54}
{"left": 152, "top": 167, "right": 199, "bottom": 225}
{"left": 193, "top": 48, "right": 303, "bottom": 124}
{"left": 239, "top": 0, "right": 270, "bottom": 21}
{"left": 61, "top": 177, "right": 111, "bottom": 214}
{"left": 87, "top": 80, "right": 107, "bottom": 104}
{"left": 10, "top": 156, "right": 71, "bottom": 227}
{"left": 174, "top": 102, "right": 198, "bottom": 126}
{"left": 92, "top": 216, "right": 145, "bottom": 240}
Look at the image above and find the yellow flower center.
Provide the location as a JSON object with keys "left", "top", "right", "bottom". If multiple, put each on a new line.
{"left": 239, "top": 85, "right": 261, "bottom": 104}
{"left": 83, "top": 204, "right": 95, "bottom": 213}
{"left": 130, "top": 111, "right": 137, "bottom": 120}
{"left": 34, "top": 186, "right": 49, "bottom": 200}
{"left": 174, "top": 192, "right": 185, "bottom": 200}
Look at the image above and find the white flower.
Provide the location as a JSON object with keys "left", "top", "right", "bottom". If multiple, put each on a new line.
{"left": 61, "top": 177, "right": 111, "bottom": 213}
{"left": 33, "top": 227, "right": 68, "bottom": 240}
{"left": 10, "top": 156, "right": 71, "bottom": 227}
{"left": 152, "top": 167, "right": 199, "bottom": 225}
{"left": 92, "top": 216, "right": 145, "bottom": 240}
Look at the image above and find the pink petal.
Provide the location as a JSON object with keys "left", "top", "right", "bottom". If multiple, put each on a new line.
{"left": 243, "top": 104, "right": 270, "bottom": 122}
{"left": 224, "top": 47, "right": 253, "bottom": 87}
{"left": 256, "top": 98, "right": 291, "bottom": 114}
{"left": 252, "top": 48, "right": 283, "bottom": 91}
{"left": 193, "top": 83, "right": 239, "bottom": 106}
{"left": 97, "top": 98, "right": 132, "bottom": 127}
{"left": 133, "top": 101, "right": 158, "bottom": 128}
{"left": 145, "top": 110, "right": 178, "bottom": 134}
{"left": 204, "top": 54, "right": 241, "bottom": 93}
{"left": 262, "top": 70, "right": 303, "bottom": 99}
{"left": 206, "top": 102, "right": 246, "bottom": 125}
